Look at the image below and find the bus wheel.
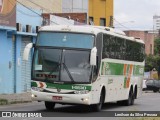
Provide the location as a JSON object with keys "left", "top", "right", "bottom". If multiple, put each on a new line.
{"left": 153, "top": 89, "right": 158, "bottom": 93}
{"left": 92, "top": 91, "right": 104, "bottom": 112}
{"left": 124, "top": 89, "right": 134, "bottom": 106}
{"left": 45, "top": 101, "right": 55, "bottom": 110}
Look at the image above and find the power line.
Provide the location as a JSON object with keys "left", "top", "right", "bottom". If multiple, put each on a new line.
{"left": 113, "top": 18, "right": 131, "bottom": 30}
{"left": 15, "top": 0, "right": 59, "bottom": 25}
{"left": 10, "top": 0, "right": 85, "bottom": 26}
{"left": 26, "top": 0, "right": 85, "bottom": 25}
{"left": 16, "top": 0, "right": 42, "bottom": 17}
{"left": 27, "top": 0, "right": 52, "bottom": 13}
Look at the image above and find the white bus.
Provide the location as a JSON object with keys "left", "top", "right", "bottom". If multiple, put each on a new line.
{"left": 23, "top": 25, "right": 145, "bottom": 111}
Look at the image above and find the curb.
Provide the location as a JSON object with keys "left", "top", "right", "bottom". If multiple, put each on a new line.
{"left": 0, "top": 92, "right": 32, "bottom": 105}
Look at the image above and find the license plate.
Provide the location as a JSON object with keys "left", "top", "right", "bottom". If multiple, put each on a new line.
{"left": 52, "top": 96, "right": 62, "bottom": 100}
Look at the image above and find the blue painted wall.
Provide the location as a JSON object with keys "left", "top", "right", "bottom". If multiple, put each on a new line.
{"left": 0, "top": 4, "right": 42, "bottom": 94}
{"left": 14, "top": 4, "right": 42, "bottom": 93}
{"left": 0, "top": 30, "right": 14, "bottom": 93}
{"left": 15, "top": 35, "right": 22, "bottom": 93}
{"left": 16, "top": 4, "right": 42, "bottom": 33}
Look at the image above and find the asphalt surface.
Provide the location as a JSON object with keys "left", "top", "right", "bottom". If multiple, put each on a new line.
{"left": 0, "top": 91, "right": 160, "bottom": 120}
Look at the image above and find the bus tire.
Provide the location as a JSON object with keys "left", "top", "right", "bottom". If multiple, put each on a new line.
{"left": 92, "top": 90, "right": 105, "bottom": 112}
{"left": 134, "top": 86, "right": 137, "bottom": 99}
{"left": 153, "top": 89, "right": 158, "bottom": 93}
{"left": 45, "top": 101, "right": 55, "bottom": 110}
{"left": 124, "top": 88, "right": 134, "bottom": 106}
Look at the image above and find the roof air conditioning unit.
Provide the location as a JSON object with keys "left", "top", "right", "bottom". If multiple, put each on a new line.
{"left": 36, "top": 26, "right": 40, "bottom": 33}
{"left": 26, "top": 25, "right": 32, "bottom": 33}
{"left": 16, "top": 23, "right": 22, "bottom": 32}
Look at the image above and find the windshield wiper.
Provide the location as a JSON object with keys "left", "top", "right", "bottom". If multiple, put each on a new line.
{"left": 44, "top": 63, "right": 60, "bottom": 81}
{"left": 62, "top": 63, "right": 75, "bottom": 83}
{"left": 45, "top": 55, "right": 61, "bottom": 81}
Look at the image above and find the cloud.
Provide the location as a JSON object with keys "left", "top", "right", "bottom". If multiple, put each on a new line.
{"left": 114, "top": 0, "right": 160, "bottom": 30}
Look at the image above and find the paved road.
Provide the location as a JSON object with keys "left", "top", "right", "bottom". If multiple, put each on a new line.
{"left": 0, "top": 92, "right": 160, "bottom": 120}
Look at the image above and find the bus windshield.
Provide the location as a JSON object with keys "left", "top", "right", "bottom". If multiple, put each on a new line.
{"left": 36, "top": 32, "right": 95, "bottom": 49}
{"left": 32, "top": 48, "right": 92, "bottom": 83}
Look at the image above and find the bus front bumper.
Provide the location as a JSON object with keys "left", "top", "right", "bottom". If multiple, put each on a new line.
{"left": 31, "top": 90, "right": 91, "bottom": 105}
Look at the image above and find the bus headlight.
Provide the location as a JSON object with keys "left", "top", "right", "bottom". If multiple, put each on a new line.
{"left": 31, "top": 87, "right": 43, "bottom": 92}
{"left": 74, "top": 90, "right": 89, "bottom": 94}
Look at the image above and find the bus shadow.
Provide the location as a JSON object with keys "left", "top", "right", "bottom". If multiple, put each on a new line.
{"left": 38, "top": 102, "right": 125, "bottom": 113}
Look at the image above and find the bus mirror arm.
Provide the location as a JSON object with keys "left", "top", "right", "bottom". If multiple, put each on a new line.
{"left": 90, "top": 47, "right": 97, "bottom": 66}
{"left": 23, "top": 43, "right": 34, "bottom": 61}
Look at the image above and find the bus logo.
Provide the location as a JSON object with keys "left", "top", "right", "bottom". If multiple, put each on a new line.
{"left": 72, "top": 85, "right": 86, "bottom": 90}
{"left": 101, "top": 62, "right": 110, "bottom": 75}
{"left": 139, "top": 68, "right": 144, "bottom": 74}
{"left": 57, "top": 88, "right": 61, "bottom": 93}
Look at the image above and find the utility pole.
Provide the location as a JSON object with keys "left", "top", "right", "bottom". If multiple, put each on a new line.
{"left": 72, "top": 0, "right": 73, "bottom": 12}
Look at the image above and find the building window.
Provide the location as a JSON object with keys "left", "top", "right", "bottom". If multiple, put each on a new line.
{"left": 100, "top": 18, "right": 106, "bottom": 26}
{"left": 89, "top": 17, "right": 94, "bottom": 25}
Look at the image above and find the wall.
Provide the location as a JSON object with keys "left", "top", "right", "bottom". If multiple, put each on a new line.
{"left": 0, "top": 30, "right": 14, "bottom": 93}
{"left": 62, "top": 0, "right": 88, "bottom": 13}
{"left": 52, "top": 13, "right": 87, "bottom": 24}
{"left": 16, "top": 4, "right": 42, "bottom": 33}
{"left": 17, "top": 0, "right": 62, "bottom": 13}
{"left": 124, "top": 30, "right": 155, "bottom": 55}
{"left": 0, "top": 0, "right": 16, "bottom": 27}
{"left": 88, "top": 0, "right": 113, "bottom": 27}
{"left": 15, "top": 4, "right": 42, "bottom": 93}
{"left": 0, "top": 0, "right": 16, "bottom": 94}
{"left": 153, "top": 15, "right": 160, "bottom": 31}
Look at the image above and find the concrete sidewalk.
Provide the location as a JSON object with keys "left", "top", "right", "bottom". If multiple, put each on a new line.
{"left": 0, "top": 92, "right": 32, "bottom": 105}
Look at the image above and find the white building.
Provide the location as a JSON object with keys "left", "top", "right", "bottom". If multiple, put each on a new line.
{"left": 153, "top": 15, "right": 160, "bottom": 31}
{"left": 62, "top": 0, "right": 88, "bottom": 13}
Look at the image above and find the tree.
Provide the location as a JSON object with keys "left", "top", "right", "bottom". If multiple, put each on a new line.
{"left": 145, "top": 54, "right": 154, "bottom": 72}
{"left": 145, "top": 37, "right": 160, "bottom": 79}
{"left": 154, "top": 38, "right": 160, "bottom": 55}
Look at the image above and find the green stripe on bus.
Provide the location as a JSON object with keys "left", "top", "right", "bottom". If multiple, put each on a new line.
{"left": 31, "top": 81, "right": 92, "bottom": 91}
{"left": 31, "top": 82, "right": 38, "bottom": 87}
{"left": 101, "top": 62, "right": 144, "bottom": 76}
{"left": 124, "top": 77, "right": 127, "bottom": 88}
{"left": 133, "top": 65, "right": 144, "bottom": 75}
{"left": 101, "top": 62, "right": 124, "bottom": 75}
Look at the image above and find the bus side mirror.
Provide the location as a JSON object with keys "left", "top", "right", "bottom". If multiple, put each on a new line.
{"left": 23, "top": 43, "right": 33, "bottom": 61}
{"left": 90, "top": 47, "right": 97, "bottom": 66}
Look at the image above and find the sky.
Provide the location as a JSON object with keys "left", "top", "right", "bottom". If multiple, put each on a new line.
{"left": 114, "top": 0, "right": 160, "bottom": 30}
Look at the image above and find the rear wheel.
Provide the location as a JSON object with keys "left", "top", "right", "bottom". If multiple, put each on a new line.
{"left": 124, "top": 89, "right": 134, "bottom": 106}
{"left": 118, "top": 89, "right": 134, "bottom": 106}
{"left": 45, "top": 101, "right": 55, "bottom": 110}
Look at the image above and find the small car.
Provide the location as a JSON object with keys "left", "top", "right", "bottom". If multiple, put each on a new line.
{"left": 145, "top": 79, "right": 160, "bottom": 92}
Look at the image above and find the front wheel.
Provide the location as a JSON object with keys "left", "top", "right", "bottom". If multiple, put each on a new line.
{"left": 92, "top": 92, "right": 104, "bottom": 112}
{"left": 45, "top": 101, "right": 55, "bottom": 110}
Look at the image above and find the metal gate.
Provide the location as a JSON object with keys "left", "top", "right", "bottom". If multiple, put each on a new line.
{"left": 12, "top": 36, "right": 16, "bottom": 93}
{"left": 21, "top": 37, "right": 32, "bottom": 92}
